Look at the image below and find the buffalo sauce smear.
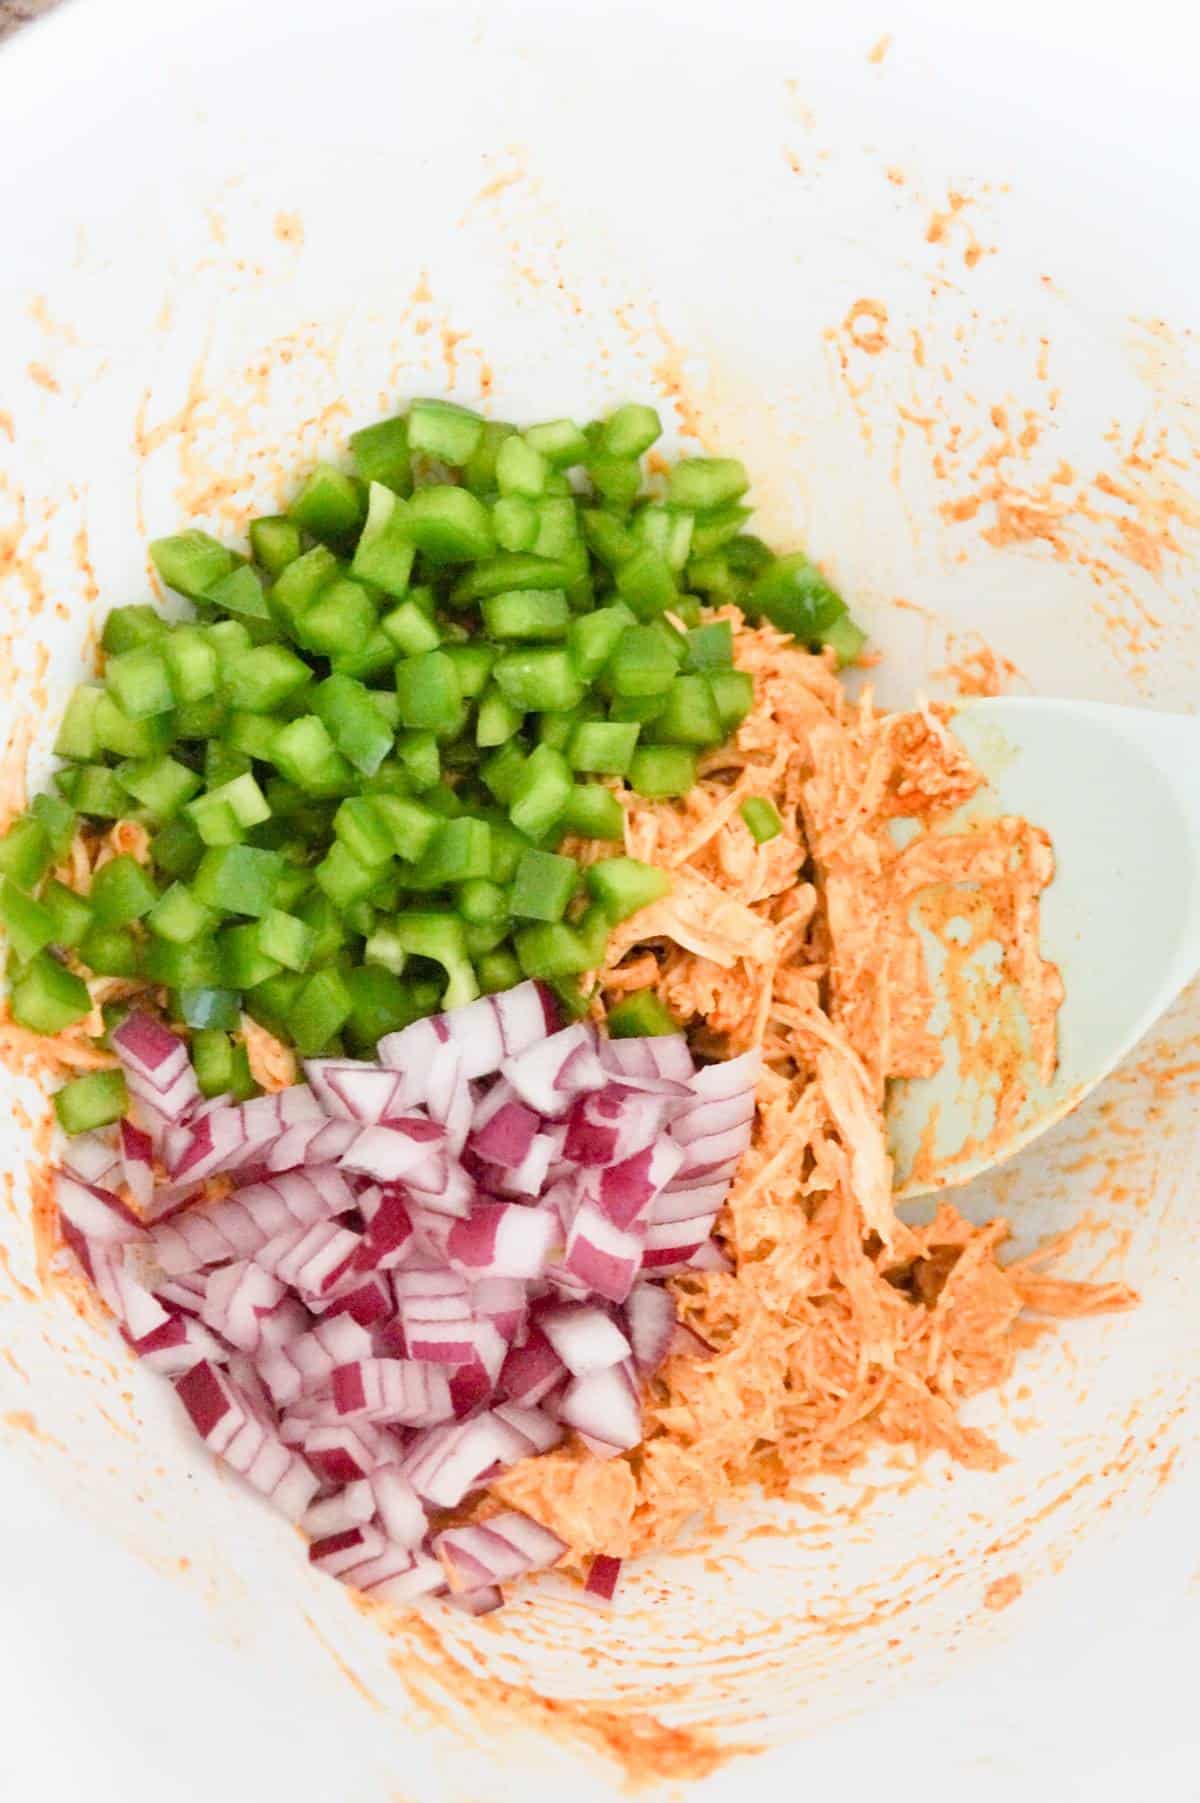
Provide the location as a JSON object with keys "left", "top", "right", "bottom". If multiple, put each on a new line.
{"left": 491, "top": 612, "right": 1136, "bottom": 1570}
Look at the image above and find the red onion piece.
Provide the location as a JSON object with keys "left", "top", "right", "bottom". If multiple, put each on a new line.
{"left": 434, "top": 1510, "right": 566, "bottom": 1591}
{"left": 328, "top": 1358, "right": 454, "bottom": 1427}
{"left": 62, "top": 1129, "right": 122, "bottom": 1189}
{"left": 54, "top": 977, "right": 759, "bottom": 1619}
{"left": 502, "top": 1025, "right": 606, "bottom": 1117}
{"left": 447, "top": 1202, "right": 557, "bottom": 1280}
{"left": 301, "top": 1480, "right": 375, "bottom": 1539}
{"left": 556, "top": 1363, "right": 642, "bottom": 1457}
{"left": 585, "top": 1554, "right": 623, "bottom": 1604}
{"left": 469, "top": 1099, "right": 540, "bottom": 1169}
{"left": 369, "top": 1466, "right": 427, "bottom": 1548}
{"left": 55, "top": 1171, "right": 145, "bottom": 1245}
{"left": 624, "top": 1282, "right": 678, "bottom": 1375}
{"left": 539, "top": 1304, "right": 632, "bottom": 1376}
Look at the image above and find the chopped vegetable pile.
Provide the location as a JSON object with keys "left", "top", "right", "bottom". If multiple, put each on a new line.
{"left": 54, "top": 984, "right": 757, "bottom": 1613}
{"left": 4, "top": 391, "right": 1133, "bottom": 1627}
{"left": 0, "top": 399, "right": 862, "bottom": 1131}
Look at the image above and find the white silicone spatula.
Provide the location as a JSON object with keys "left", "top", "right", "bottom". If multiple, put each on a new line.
{"left": 887, "top": 698, "right": 1200, "bottom": 1196}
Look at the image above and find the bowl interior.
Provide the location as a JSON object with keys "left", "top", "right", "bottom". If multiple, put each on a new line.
{"left": 1, "top": 3, "right": 1198, "bottom": 1797}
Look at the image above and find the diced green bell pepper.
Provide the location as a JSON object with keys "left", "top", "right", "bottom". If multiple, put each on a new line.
{"left": 607, "top": 989, "right": 678, "bottom": 1037}
{"left": 89, "top": 854, "right": 158, "bottom": 925}
{"left": 510, "top": 848, "right": 578, "bottom": 922}
{"left": 287, "top": 462, "right": 365, "bottom": 545}
{"left": 54, "top": 1069, "right": 128, "bottom": 1134}
{"left": 10, "top": 953, "right": 92, "bottom": 1032}
{"left": 586, "top": 856, "right": 670, "bottom": 922}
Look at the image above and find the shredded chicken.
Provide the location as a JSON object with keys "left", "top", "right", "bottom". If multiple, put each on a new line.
{"left": 495, "top": 612, "right": 1135, "bottom": 1569}
{"left": 241, "top": 1014, "right": 298, "bottom": 1093}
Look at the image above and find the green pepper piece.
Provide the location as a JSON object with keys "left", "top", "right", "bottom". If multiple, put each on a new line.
{"left": 607, "top": 989, "right": 678, "bottom": 1037}
{"left": 561, "top": 783, "right": 624, "bottom": 841}
{"left": 508, "top": 744, "right": 572, "bottom": 840}
{"left": 311, "top": 674, "right": 394, "bottom": 778}
{"left": 290, "top": 967, "right": 354, "bottom": 1056}
{"left": 192, "top": 845, "right": 283, "bottom": 917}
{"left": 568, "top": 720, "right": 640, "bottom": 777}
{"left": 150, "top": 529, "right": 238, "bottom": 600}
{"left": 451, "top": 552, "right": 576, "bottom": 603}
{"left": 54, "top": 1069, "right": 129, "bottom": 1134}
{"left": 586, "top": 856, "right": 670, "bottom": 923}
{"left": 350, "top": 482, "right": 417, "bottom": 597}
{"left": 394, "top": 651, "right": 463, "bottom": 734}
{"left": 740, "top": 797, "right": 783, "bottom": 843}
{"left": 0, "top": 878, "right": 55, "bottom": 964}
{"left": 407, "top": 399, "right": 485, "bottom": 465}
{"left": 648, "top": 673, "right": 723, "bottom": 746}
{"left": 79, "top": 923, "right": 141, "bottom": 977}
{"left": 748, "top": 552, "right": 847, "bottom": 644}
{"left": 523, "top": 419, "right": 588, "bottom": 467}
{"left": 709, "top": 668, "right": 755, "bottom": 735}
{"left": 102, "top": 604, "right": 166, "bottom": 655}
{"left": 10, "top": 953, "right": 92, "bottom": 1031}
{"left": 350, "top": 415, "right": 412, "bottom": 495}
{"left": 381, "top": 599, "right": 441, "bottom": 655}
{"left": 403, "top": 487, "right": 495, "bottom": 563}
{"left": 510, "top": 848, "right": 578, "bottom": 922}
{"left": 0, "top": 816, "right": 52, "bottom": 890}
{"left": 53, "top": 685, "right": 103, "bottom": 761}
{"left": 272, "top": 716, "right": 355, "bottom": 796}
{"left": 207, "top": 563, "right": 273, "bottom": 623}
{"left": 481, "top": 590, "right": 570, "bottom": 641}
{"left": 492, "top": 495, "right": 539, "bottom": 553}
{"left": 148, "top": 882, "right": 214, "bottom": 945}
{"left": 287, "top": 462, "right": 365, "bottom": 545}
{"left": 492, "top": 648, "right": 584, "bottom": 713}
{"left": 249, "top": 515, "right": 303, "bottom": 576}
{"left": 666, "top": 458, "right": 749, "bottom": 513}
{"left": 41, "top": 880, "right": 92, "bottom": 949}
{"left": 629, "top": 745, "right": 697, "bottom": 798}
{"left": 822, "top": 614, "right": 867, "bottom": 667}
{"left": 90, "top": 854, "right": 158, "bottom": 925}
{"left": 495, "top": 434, "right": 549, "bottom": 499}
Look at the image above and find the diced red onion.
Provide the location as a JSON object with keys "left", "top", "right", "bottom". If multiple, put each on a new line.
{"left": 55, "top": 981, "right": 758, "bottom": 1619}
{"left": 502, "top": 1025, "right": 606, "bottom": 1117}
{"left": 447, "top": 1202, "right": 557, "bottom": 1281}
{"left": 369, "top": 1466, "right": 427, "bottom": 1548}
{"left": 117, "top": 1119, "right": 155, "bottom": 1214}
{"left": 492, "top": 1402, "right": 564, "bottom": 1457}
{"left": 498, "top": 1327, "right": 566, "bottom": 1407}
{"left": 310, "top": 1524, "right": 387, "bottom": 1578}
{"left": 200, "top": 1260, "right": 286, "bottom": 1352}
{"left": 302, "top": 1422, "right": 396, "bottom": 1486}
{"left": 254, "top": 1222, "right": 362, "bottom": 1298}
{"left": 470, "top": 1276, "right": 527, "bottom": 1343}
{"left": 302, "top": 1479, "right": 374, "bottom": 1539}
{"left": 624, "top": 1282, "right": 677, "bottom": 1375}
{"left": 539, "top": 1304, "right": 632, "bottom": 1376}
{"left": 585, "top": 1554, "right": 623, "bottom": 1604}
{"left": 434, "top": 1509, "right": 566, "bottom": 1591}
{"left": 563, "top": 1202, "right": 642, "bottom": 1304}
{"left": 599, "top": 1033, "right": 695, "bottom": 1086}
{"left": 349, "top": 1545, "right": 445, "bottom": 1605}
{"left": 304, "top": 1060, "right": 414, "bottom": 1122}
{"left": 469, "top": 1099, "right": 540, "bottom": 1169}
{"left": 55, "top": 1171, "right": 145, "bottom": 1245}
{"left": 556, "top": 1363, "right": 642, "bottom": 1457}
{"left": 62, "top": 1129, "right": 122, "bottom": 1189}
{"left": 445, "top": 1584, "right": 504, "bottom": 1615}
{"left": 328, "top": 1358, "right": 454, "bottom": 1428}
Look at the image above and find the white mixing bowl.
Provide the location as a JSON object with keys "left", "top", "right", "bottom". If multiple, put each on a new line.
{"left": 1, "top": 3, "right": 1197, "bottom": 1799}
